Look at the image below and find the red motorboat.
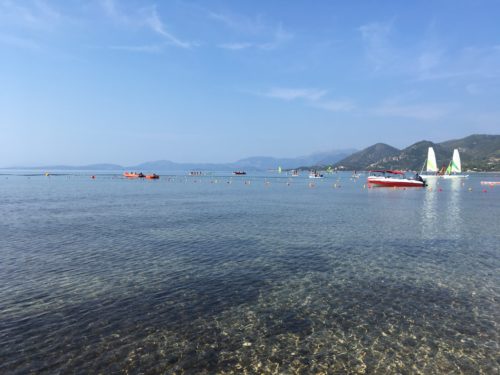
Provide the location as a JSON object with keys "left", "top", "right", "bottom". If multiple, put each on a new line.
{"left": 367, "top": 170, "right": 426, "bottom": 187}
{"left": 123, "top": 172, "right": 145, "bottom": 178}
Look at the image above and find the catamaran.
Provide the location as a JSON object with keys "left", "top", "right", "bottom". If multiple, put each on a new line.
{"left": 420, "top": 147, "right": 439, "bottom": 178}
{"left": 441, "top": 149, "right": 469, "bottom": 179}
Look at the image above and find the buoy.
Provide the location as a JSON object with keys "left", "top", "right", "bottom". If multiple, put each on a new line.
{"left": 468, "top": 187, "right": 472, "bottom": 191}
{"left": 91, "top": 175, "right": 95, "bottom": 179}
{"left": 439, "top": 188, "right": 443, "bottom": 192}
{"left": 482, "top": 189, "right": 487, "bottom": 193}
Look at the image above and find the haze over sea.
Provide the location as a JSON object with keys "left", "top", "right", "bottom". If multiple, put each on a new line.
{"left": 1, "top": 172, "right": 499, "bottom": 373}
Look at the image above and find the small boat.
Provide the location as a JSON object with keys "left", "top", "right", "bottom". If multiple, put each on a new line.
{"left": 481, "top": 181, "right": 500, "bottom": 185}
{"left": 123, "top": 172, "right": 145, "bottom": 178}
{"left": 367, "top": 170, "right": 426, "bottom": 187}
{"left": 309, "top": 171, "right": 324, "bottom": 179}
{"left": 351, "top": 170, "right": 361, "bottom": 179}
{"left": 145, "top": 174, "right": 159, "bottom": 179}
{"left": 420, "top": 147, "right": 440, "bottom": 178}
{"left": 189, "top": 171, "right": 203, "bottom": 176}
{"left": 290, "top": 170, "right": 300, "bottom": 177}
{"left": 233, "top": 171, "right": 246, "bottom": 175}
{"left": 441, "top": 149, "right": 469, "bottom": 178}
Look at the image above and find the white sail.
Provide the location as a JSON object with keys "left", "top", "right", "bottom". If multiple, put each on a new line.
{"left": 451, "top": 149, "right": 461, "bottom": 173}
{"left": 426, "top": 147, "right": 438, "bottom": 172}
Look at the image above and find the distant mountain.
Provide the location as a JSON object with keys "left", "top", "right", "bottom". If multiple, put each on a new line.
{"left": 6, "top": 163, "right": 124, "bottom": 171}
{"left": 7, "top": 149, "right": 356, "bottom": 172}
{"left": 331, "top": 134, "right": 500, "bottom": 171}
{"left": 439, "top": 134, "right": 500, "bottom": 170}
{"left": 234, "top": 149, "right": 356, "bottom": 170}
{"left": 331, "top": 143, "right": 400, "bottom": 170}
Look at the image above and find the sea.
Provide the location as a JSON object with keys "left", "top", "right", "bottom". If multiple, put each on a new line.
{"left": 0, "top": 171, "right": 499, "bottom": 374}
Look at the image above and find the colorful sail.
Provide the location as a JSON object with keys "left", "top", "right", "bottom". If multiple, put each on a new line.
{"left": 278, "top": 166, "right": 282, "bottom": 174}
{"left": 451, "top": 149, "right": 461, "bottom": 173}
{"left": 445, "top": 163, "right": 452, "bottom": 175}
{"left": 426, "top": 147, "right": 438, "bottom": 172}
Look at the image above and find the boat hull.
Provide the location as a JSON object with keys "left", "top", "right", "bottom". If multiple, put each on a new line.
{"left": 367, "top": 177, "right": 425, "bottom": 187}
{"left": 441, "top": 174, "right": 469, "bottom": 179}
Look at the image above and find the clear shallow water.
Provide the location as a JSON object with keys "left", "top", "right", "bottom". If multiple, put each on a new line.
{"left": 0, "top": 172, "right": 499, "bottom": 374}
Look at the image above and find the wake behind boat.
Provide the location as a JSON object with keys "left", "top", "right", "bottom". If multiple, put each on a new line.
{"left": 367, "top": 170, "right": 426, "bottom": 187}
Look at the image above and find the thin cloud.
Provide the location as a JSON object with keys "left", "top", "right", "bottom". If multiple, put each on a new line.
{"left": 262, "top": 87, "right": 354, "bottom": 112}
{"left": 265, "top": 88, "right": 327, "bottom": 101}
{"left": 313, "top": 100, "right": 355, "bottom": 112}
{"left": 0, "top": 0, "right": 62, "bottom": 29}
{"left": 417, "top": 45, "right": 500, "bottom": 81}
{"left": 208, "top": 11, "right": 266, "bottom": 35}
{"left": 218, "top": 42, "right": 253, "bottom": 50}
{"left": 109, "top": 44, "right": 164, "bottom": 53}
{"left": 99, "top": 0, "right": 194, "bottom": 49}
{"left": 358, "top": 21, "right": 395, "bottom": 70}
{"left": 0, "top": 33, "right": 40, "bottom": 50}
{"left": 374, "top": 100, "right": 453, "bottom": 120}
{"left": 210, "top": 11, "right": 292, "bottom": 51}
{"left": 144, "top": 7, "right": 193, "bottom": 49}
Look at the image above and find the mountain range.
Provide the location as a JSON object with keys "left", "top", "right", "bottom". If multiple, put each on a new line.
{"left": 6, "top": 134, "right": 499, "bottom": 172}
{"left": 8, "top": 149, "right": 356, "bottom": 172}
{"left": 328, "top": 134, "right": 499, "bottom": 171}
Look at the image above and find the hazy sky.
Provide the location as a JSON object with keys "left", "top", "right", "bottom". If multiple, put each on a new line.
{"left": 1, "top": 0, "right": 499, "bottom": 166}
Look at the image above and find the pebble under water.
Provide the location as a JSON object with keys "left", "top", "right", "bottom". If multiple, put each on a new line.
{"left": 0, "top": 172, "right": 499, "bottom": 374}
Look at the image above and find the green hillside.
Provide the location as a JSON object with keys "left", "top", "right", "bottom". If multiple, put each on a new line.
{"left": 329, "top": 134, "right": 500, "bottom": 171}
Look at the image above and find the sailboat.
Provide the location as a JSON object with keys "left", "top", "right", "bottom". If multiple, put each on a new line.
{"left": 441, "top": 149, "right": 469, "bottom": 179}
{"left": 420, "top": 147, "right": 439, "bottom": 178}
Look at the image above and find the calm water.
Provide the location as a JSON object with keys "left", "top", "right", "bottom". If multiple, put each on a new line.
{"left": 0, "top": 172, "right": 499, "bottom": 374}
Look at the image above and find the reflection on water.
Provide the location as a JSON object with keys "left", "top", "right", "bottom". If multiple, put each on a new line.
{"left": 444, "top": 178, "right": 463, "bottom": 239}
{"left": 421, "top": 179, "right": 438, "bottom": 240}
{"left": 0, "top": 172, "right": 499, "bottom": 374}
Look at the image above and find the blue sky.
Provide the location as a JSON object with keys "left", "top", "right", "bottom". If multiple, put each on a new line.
{"left": 1, "top": 0, "right": 499, "bottom": 166}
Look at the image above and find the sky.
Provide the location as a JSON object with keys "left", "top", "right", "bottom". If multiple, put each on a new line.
{"left": 1, "top": 0, "right": 499, "bottom": 166}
